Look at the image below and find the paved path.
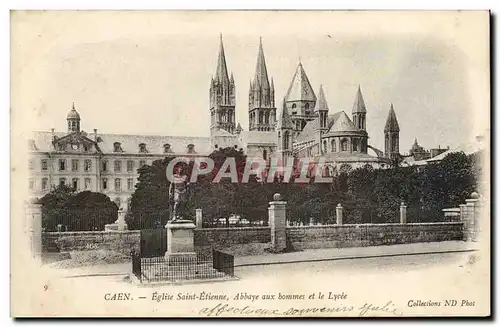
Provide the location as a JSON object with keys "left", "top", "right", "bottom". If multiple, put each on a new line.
{"left": 53, "top": 241, "right": 476, "bottom": 278}
{"left": 234, "top": 241, "right": 476, "bottom": 267}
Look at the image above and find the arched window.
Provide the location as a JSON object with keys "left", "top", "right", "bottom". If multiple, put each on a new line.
{"left": 305, "top": 103, "right": 310, "bottom": 114}
{"left": 291, "top": 103, "right": 297, "bottom": 114}
{"left": 263, "top": 149, "right": 267, "bottom": 160}
{"left": 323, "top": 140, "right": 327, "bottom": 153}
{"left": 341, "top": 139, "right": 348, "bottom": 151}
{"left": 259, "top": 111, "right": 264, "bottom": 124}
{"left": 331, "top": 139, "right": 336, "bottom": 152}
{"left": 352, "top": 139, "right": 358, "bottom": 152}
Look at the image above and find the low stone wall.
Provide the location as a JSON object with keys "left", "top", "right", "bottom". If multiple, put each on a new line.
{"left": 194, "top": 227, "right": 271, "bottom": 249}
{"left": 286, "top": 222, "right": 464, "bottom": 250}
{"left": 43, "top": 227, "right": 271, "bottom": 255}
{"left": 43, "top": 222, "right": 463, "bottom": 256}
{"left": 43, "top": 231, "right": 140, "bottom": 255}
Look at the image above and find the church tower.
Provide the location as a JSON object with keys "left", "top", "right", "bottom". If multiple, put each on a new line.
{"left": 314, "top": 85, "right": 329, "bottom": 155}
{"left": 284, "top": 61, "right": 317, "bottom": 135}
{"left": 249, "top": 37, "right": 276, "bottom": 132}
{"left": 277, "top": 97, "right": 294, "bottom": 160}
{"left": 210, "top": 34, "right": 236, "bottom": 135}
{"left": 352, "top": 85, "right": 367, "bottom": 131}
{"left": 67, "top": 102, "right": 81, "bottom": 133}
{"left": 384, "top": 103, "right": 400, "bottom": 161}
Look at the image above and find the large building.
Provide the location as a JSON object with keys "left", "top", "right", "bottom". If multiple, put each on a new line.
{"left": 28, "top": 35, "right": 400, "bottom": 208}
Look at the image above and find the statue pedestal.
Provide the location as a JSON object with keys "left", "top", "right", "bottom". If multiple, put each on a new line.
{"left": 164, "top": 220, "right": 197, "bottom": 265}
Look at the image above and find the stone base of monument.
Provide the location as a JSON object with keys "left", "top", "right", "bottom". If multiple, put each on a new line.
{"left": 140, "top": 257, "right": 230, "bottom": 282}
{"left": 164, "top": 219, "right": 197, "bottom": 265}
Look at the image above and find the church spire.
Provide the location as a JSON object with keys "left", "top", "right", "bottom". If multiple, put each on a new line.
{"left": 210, "top": 34, "right": 236, "bottom": 135}
{"left": 384, "top": 103, "right": 400, "bottom": 132}
{"left": 314, "top": 85, "right": 329, "bottom": 112}
{"left": 248, "top": 37, "right": 276, "bottom": 132}
{"left": 215, "top": 34, "right": 230, "bottom": 86}
{"left": 253, "top": 36, "right": 270, "bottom": 90}
{"left": 352, "top": 85, "right": 367, "bottom": 113}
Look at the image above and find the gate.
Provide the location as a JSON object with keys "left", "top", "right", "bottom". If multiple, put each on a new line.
{"left": 140, "top": 228, "right": 167, "bottom": 258}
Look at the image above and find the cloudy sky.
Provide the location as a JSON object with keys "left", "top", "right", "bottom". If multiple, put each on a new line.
{"left": 11, "top": 11, "right": 489, "bottom": 152}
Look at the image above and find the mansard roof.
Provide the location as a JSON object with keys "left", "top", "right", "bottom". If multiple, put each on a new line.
{"left": 285, "top": 62, "right": 316, "bottom": 103}
{"left": 30, "top": 131, "right": 212, "bottom": 155}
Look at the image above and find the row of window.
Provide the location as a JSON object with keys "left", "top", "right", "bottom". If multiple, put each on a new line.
{"left": 321, "top": 138, "right": 366, "bottom": 153}
{"left": 29, "top": 177, "right": 135, "bottom": 192}
{"left": 29, "top": 159, "right": 149, "bottom": 173}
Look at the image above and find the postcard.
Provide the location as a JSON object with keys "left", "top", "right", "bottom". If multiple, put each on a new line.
{"left": 10, "top": 10, "right": 490, "bottom": 317}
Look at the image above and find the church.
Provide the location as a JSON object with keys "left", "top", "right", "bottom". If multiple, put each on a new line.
{"left": 28, "top": 35, "right": 400, "bottom": 208}
{"left": 208, "top": 35, "right": 400, "bottom": 174}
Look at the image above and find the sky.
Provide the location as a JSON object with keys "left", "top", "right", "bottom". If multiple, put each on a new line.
{"left": 11, "top": 11, "right": 489, "bottom": 153}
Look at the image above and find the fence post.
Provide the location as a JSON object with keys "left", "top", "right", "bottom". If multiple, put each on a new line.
{"left": 117, "top": 209, "right": 127, "bottom": 231}
{"left": 268, "top": 193, "right": 287, "bottom": 252}
{"left": 336, "top": 204, "right": 343, "bottom": 225}
{"left": 25, "top": 201, "right": 42, "bottom": 263}
{"left": 196, "top": 209, "right": 203, "bottom": 229}
{"left": 461, "top": 192, "right": 482, "bottom": 241}
{"left": 400, "top": 202, "right": 407, "bottom": 224}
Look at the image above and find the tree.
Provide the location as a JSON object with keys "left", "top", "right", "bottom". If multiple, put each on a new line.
{"left": 40, "top": 185, "right": 117, "bottom": 231}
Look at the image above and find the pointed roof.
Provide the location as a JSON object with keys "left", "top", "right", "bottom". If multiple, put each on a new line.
{"left": 215, "top": 34, "right": 230, "bottom": 86}
{"left": 277, "top": 98, "right": 293, "bottom": 130}
{"left": 67, "top": 102, "right": 80, "bottom": 120}
{"left": 328, "top": 111, "right": 358, "bottom": 133}
{"left": 235, "top": 122, "right": 243, "bottom": 133}
{"left": 314, "top": 85, "right": 329, "bottom": 112}
{"left": 285, "top": 62, "right": 316, "bottom": 102}
{"left": 384, "top": 103, "right": 400, "bottom": 132}
{"left": 252, "top": 37, "right": 270, "bottom": 90}
{"left": 352, "top": 85, "right": 367, "bottom": 113}
{"left": 270, "top": 77, "right": 274, "bottom": 91}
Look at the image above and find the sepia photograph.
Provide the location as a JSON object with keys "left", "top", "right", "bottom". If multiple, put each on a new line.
{"left": 10, "top": 10, "right": 490, "bottom": 317}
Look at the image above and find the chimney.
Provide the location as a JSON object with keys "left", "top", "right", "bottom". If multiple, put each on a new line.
{"left": 93, "top": 129, "right": 98, "bottom": 142}
{"left": 51, "top": 128, "right": 56, "bottom": 142}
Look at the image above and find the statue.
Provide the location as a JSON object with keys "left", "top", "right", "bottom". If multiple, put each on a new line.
{"left": 168, "top": 166, "right": 190, "bottom": 222}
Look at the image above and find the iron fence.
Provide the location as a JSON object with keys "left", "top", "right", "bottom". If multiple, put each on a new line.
{"left": 213, "top": 249, "right": 234, "bottom": 276}
{"left": 42, "top": 208, "right": 117, "bottom": 232}
{"left": 131, "top": 250, "right": 142, "bottom": 280}
{"left": 131, "top": 249, "right": 234, "bottom": 283}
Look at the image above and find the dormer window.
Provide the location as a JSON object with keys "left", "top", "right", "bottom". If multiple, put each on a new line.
{"left": 113, "top": 142, "right": 123, "bottom": 153}
{"left": 187, "top": 144, "right": 196, "bottom": 154}
{"left": 163, "top": 143, "right": 172, "bottom": 153}
{"left": 139, "top": 143, "right": 148, "bottom": 153}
